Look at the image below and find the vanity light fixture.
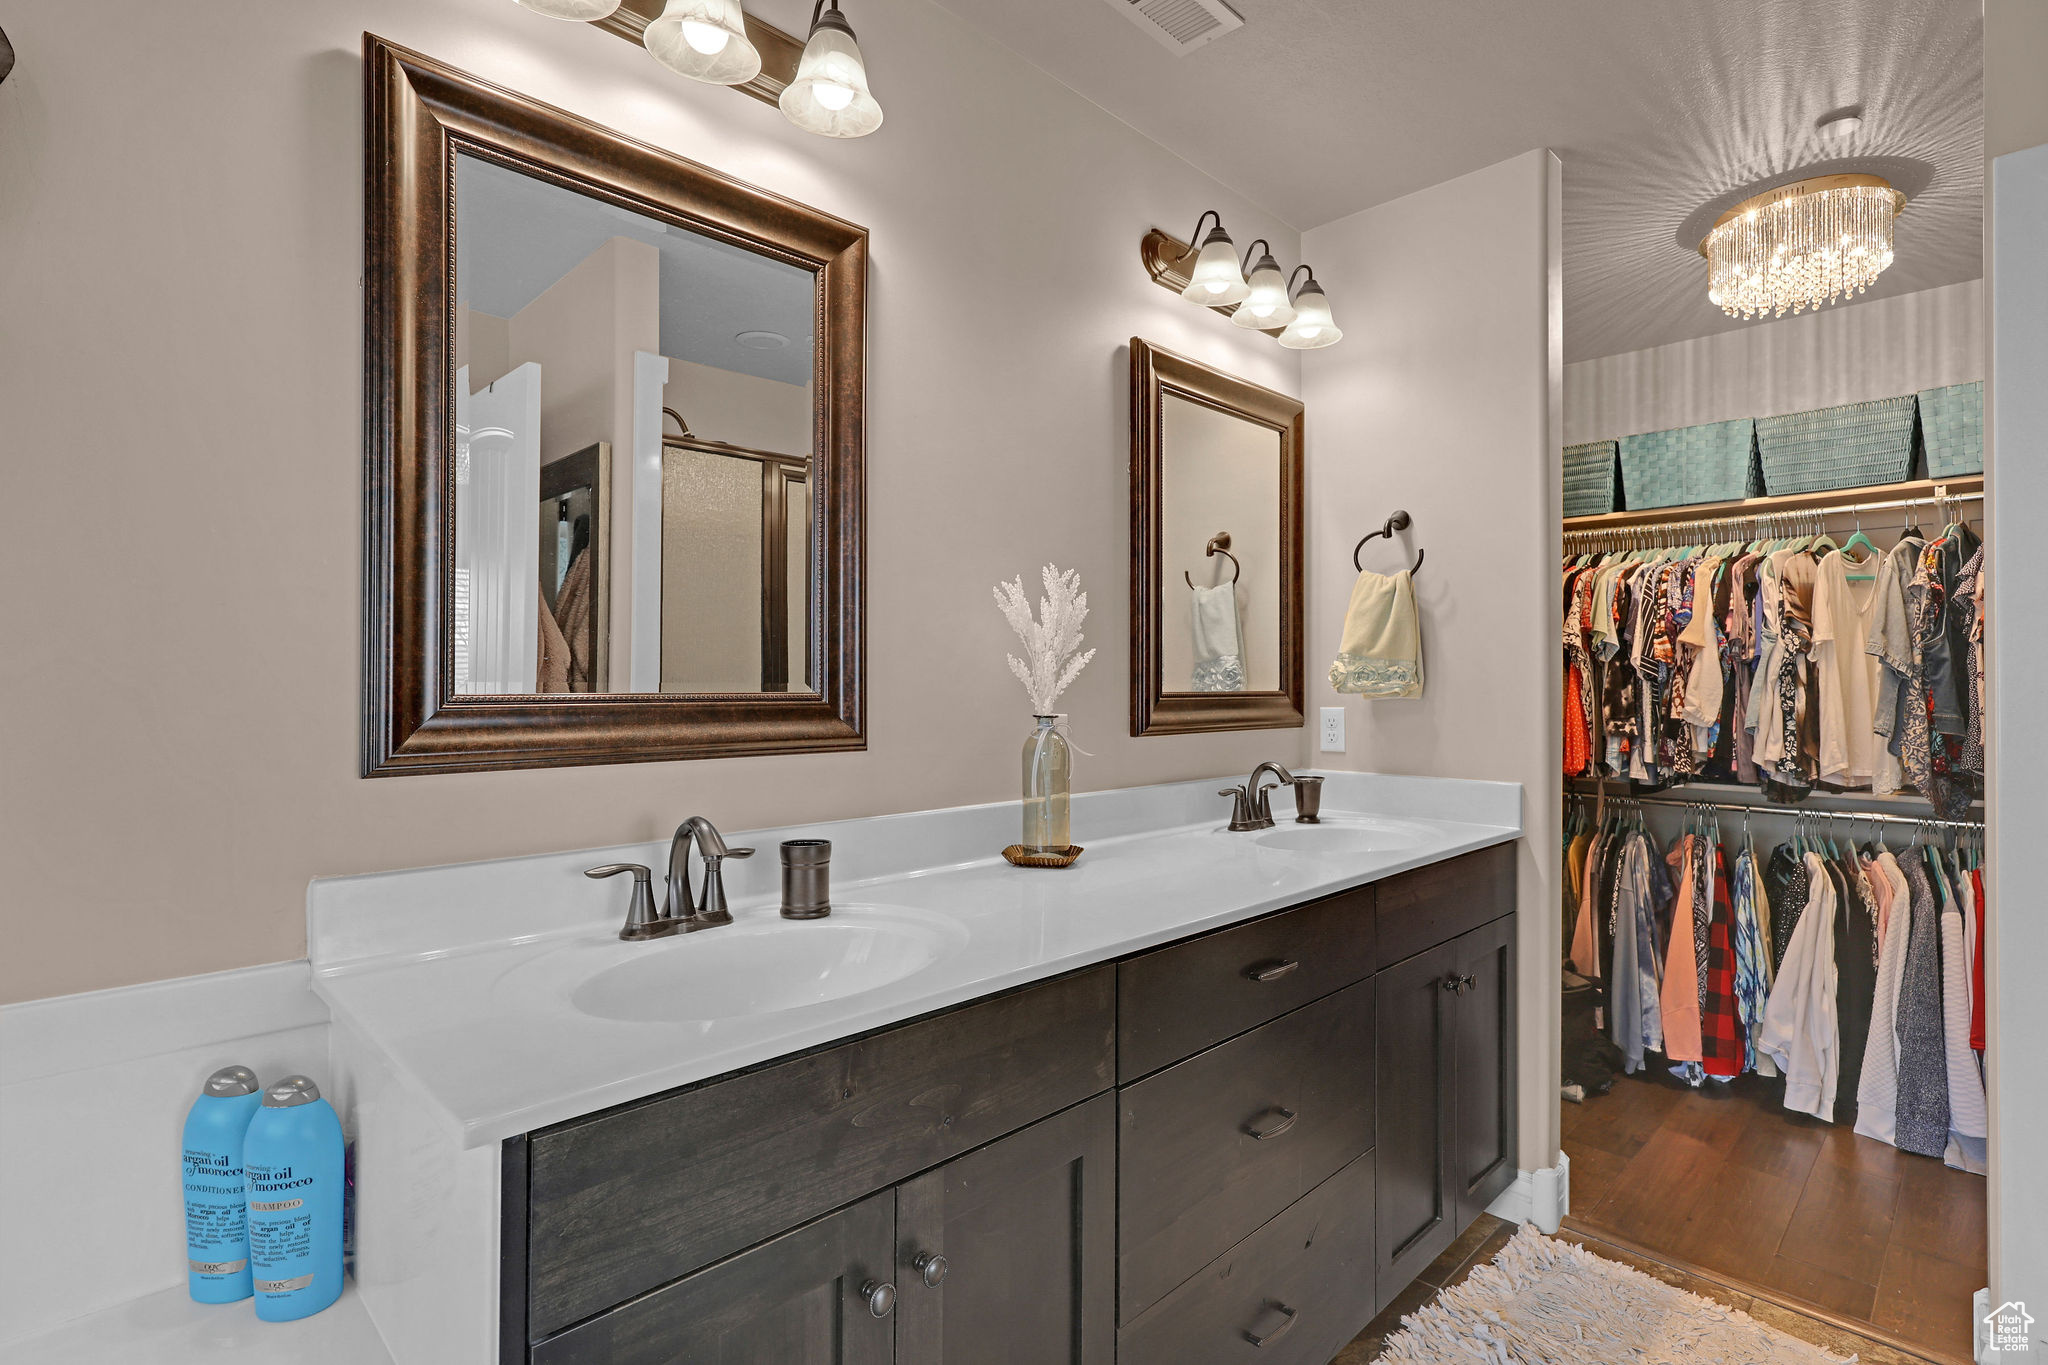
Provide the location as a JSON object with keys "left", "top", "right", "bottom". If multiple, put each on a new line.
{"left": 1276, "top": 267, "right": 1342, "bottom": 349}
{"left": 780, "top": 0, "right": 884, "bottom": 138}
{"left": 1231, "top": 241, "right": 1297, "bottom": 329}
{"left": 514, "top": 0, "right": 623, "bottom": 21}
{"left": 1179, "top": 211, "right": 1252, "bottom": 306}
{"left": 645, "top": 0, "right": 763, "bottom": 85}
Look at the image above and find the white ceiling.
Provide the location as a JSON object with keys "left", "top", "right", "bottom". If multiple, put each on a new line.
{"left": 908, "top": 0, "right": 1983, "bottom": 362}
{"left": 455, "top": 153, "right": 815, "bottom": 385}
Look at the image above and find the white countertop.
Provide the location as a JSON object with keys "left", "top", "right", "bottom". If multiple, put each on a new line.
{"left": 310, "top": 772, "right": 1520, "bottom": 1148}
{"left": 0, "top": 1283, "right": 393, "bottom": 1365}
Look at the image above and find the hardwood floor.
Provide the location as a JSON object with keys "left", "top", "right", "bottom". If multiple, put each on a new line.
{"left": 1328, "top": 1211, "right": 1971, "bottom": 1365}
{"left": 1559, "top": 1071, "right": 1988, "bottom": 1364}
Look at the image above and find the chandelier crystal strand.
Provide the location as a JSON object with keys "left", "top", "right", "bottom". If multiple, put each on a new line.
{"left": 1702, "top": 176, "right": 1902, "bottom": 320}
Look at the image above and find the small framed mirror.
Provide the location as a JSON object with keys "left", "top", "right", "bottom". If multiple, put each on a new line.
{"left": 364, "top": 37, "right": 865, "bottom": 774}
{"left": 1129, "top": 340, "right": 1304, "bottom": 736}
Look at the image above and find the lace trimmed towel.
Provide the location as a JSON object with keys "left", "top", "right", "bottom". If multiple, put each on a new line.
{"left": 1329, "top": 568, "right": 1423, "bottom": 697}
{"left": 1189, "top": 583, "right": 1245, "bottom": 692}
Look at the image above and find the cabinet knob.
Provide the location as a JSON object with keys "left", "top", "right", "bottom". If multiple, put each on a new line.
{"left": 1440, "top": 973, "right": 1476, "bottom": 995}
{"left": 1244, "top": 1106, "right": 1298, "bottom": 1141}
{"left": 913, "top": 1251, "right": 949, "bottom": 1287}
{"left": 859, "top": 1280, "right": 896, "bottom": 1318}
{"left": 1244, "top": 1302, "right": 1299, "bottom": 1347}
{"left": 1244, "top": 958, "right": 1300, "bottom": 983}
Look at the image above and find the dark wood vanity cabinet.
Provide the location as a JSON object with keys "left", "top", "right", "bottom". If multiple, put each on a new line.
{"left": 503, "top": 843, "right": 1517, "bottom": 1365}
{"left": 1373, "top": 911, "right": 1519, "bottom": 1306}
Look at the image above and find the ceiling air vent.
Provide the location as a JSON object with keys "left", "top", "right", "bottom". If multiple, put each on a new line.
{"left": 1108, "top": 0, "right": 1244, "bottom": 54}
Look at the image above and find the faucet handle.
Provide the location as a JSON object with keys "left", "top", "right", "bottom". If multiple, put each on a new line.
{"left": 586, "top": 864, "right": 669, "bottom": 941}
{"left": 1218, "top": 786, "right": 1258, "bottom": 832}
{"left": 725, "top": 847, "right": 756, "bottom": 860}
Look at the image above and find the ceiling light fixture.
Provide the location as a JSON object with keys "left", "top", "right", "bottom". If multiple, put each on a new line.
{"left": 1277, "top": 267, "right": 1342, "bottom": 350}
{"left": 735, "top": 330, "right": 790, "bottom": 349}
{"left": 1701, "top": 173, "right": 1905, "bottom": 320}
{"left": 513, "top": 0, "right": 623, "bottom": 21}
{"left": 1178, "top": 211, "right": 1251, "bottom": 305}
{"left": 1231, "top": 240, "right": 1297, "bottom": 329}
{"left": 780, "top": 0, "right": 884, "bottom": 138}
{"left": 1817, "top": 108, "right": 1863, "bottom": 141}
{"left": 645, "top": 0, "right": 762, "bottom": 85}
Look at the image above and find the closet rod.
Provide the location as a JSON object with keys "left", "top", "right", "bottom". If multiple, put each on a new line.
{"left": 1584, "top": 792, "right": 1982, "bottom": 831}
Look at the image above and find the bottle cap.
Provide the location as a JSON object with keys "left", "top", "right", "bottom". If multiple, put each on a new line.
{"left": 203, "top": 1065, "right": 259, "bottom": 1097}
{"left": 262, "top": 1075, "right": 322, "bottom": 1107}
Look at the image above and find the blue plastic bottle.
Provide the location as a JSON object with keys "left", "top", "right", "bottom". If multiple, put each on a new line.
{"left": 243, "top": 1075, "right": 345, "bottom": 1322}
{"left": 183, "top": 1065, "right": 262, "bottom": 1303}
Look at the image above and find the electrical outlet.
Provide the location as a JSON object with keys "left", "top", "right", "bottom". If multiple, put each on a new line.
{"left": 1320, "top": 707, "right": 1346, "bottom": 753}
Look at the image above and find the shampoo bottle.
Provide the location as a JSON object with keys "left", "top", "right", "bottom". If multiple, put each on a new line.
{"left": 183, "top": 1065, "right": 262, "bottom": 1303}
{"left": 243, "top": 1075, "right": 345, "bottom": 1322}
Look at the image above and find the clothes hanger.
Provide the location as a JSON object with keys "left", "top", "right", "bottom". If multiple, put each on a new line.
{"left": 1902, "top": 497, "right": 1925, "bottom": 541}
{"left": 1839, "top": 507, "right": 1880, "bottom": 581}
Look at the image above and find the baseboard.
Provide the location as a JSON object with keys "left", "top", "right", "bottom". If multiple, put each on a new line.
{"left": 1485, "top": 1149, "right": 1570, "bottom": 1233}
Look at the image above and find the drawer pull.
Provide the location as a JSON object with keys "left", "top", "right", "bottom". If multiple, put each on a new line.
{"left": 913, "top": 1252, "right": 949, "bottom": 1288}
{"left": 860, "top": 1280, "right": 896, "bottom": 1318}
{"left": 1440, "top": 973, "right": 1475, "bottom": 994}
{"left": 1244, "top": 1107, "right": 1298, "bottom": 1141}
{"left": 1244, "top": 958, "right": 1300, "bottom": 983}
{"left": 1244, "top": 1302, "right": 1299, "bottom": 1347}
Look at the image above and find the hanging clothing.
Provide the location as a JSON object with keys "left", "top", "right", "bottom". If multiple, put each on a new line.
{"left": 1658, "top": 837, "right": 1704, "bottom": 1064}
{"left": 1758, "top": 852, "right": 1839, "bottom": 1120}
{"left": 1933, "top": 850, "right": 1988, "bottom": 1173}
{"left": 1812, "top": 550, "right": 1881, "bottom": 788}
{"left": 1700, "top": 846, "right": 1743, "bottom": 1079}
{"left": 1893, "top": 855, "right": 1951, "bottom": 1158}
{"left": 1730, "top": 843, "right": 1773, "bottom": 1075}
{"left": 1830, "top": 852, "right": 1879, "bottom": 1125}
{"left": 1855, "top": 850, "right": 1913, "bottom": 1146}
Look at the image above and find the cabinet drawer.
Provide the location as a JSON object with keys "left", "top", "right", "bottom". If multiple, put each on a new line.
{"left": 1374, "top": 842, "right": 1514, "bottom": 967}
{"left": 1117, "top": 1149, "right": 1377, "bottom": 1365}
{"left": 525, "top": 967, "right": 1114, "bottom": 1340}
{"left": 1117, "top": 977, "right": 1375, "bottom": 1323}
{"left": 1117, "top": 885, "right": 1376, "bottom": 1083}
{"left": 531, "top": 1190, "right": 894, "bottom": 1365}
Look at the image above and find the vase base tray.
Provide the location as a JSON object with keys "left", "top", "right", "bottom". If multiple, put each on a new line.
{"left": 1002, "top": 844, "right": 1084, "bottom": 869}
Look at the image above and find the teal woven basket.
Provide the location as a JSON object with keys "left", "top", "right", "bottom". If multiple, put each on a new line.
{"left": 1618, "top": 419, "right": 1760, "bottom": 510}
{"left": 1755, "top": 394, "right": 1920, "bottom": 494}
{"left": 1562, "top": 440, "right": 1619, "bottom": 517}
{"left": 1918, "top": 382, "right": 1983, "bottom": 477}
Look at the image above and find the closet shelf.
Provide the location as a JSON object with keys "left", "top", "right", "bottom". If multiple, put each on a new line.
{"left": 1562, "top": 473, "right": 1982, "bottom": 532}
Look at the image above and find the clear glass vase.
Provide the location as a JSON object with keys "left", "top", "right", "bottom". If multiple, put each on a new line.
{"left": 1021, "top": 715, "right": 1072, "bottom": 852}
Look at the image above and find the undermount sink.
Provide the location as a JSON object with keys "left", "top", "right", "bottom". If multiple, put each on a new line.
{"left": 1253, "top": 818, "right": 1430, "bottom": 855}
{"left": 572, "top": 908, "right": 964, "bottom": 1024}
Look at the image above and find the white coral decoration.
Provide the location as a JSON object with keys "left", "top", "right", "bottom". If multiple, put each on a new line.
{"left": 993, "top": 564, "right": 1097, "bottom": 715}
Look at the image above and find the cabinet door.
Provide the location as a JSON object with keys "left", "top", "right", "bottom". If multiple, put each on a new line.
{"left": 1452, "top": 913, "right": 1518, "bottom": 1228}
{"left": 1372, "top": 938, "right": 1458, "bottom": 1306}
{"left": 529, "top": 1191, "right": 894, "bottom": 1365}
{"left": 895, "top": 1095, "right": 1115, "bottom": 1365}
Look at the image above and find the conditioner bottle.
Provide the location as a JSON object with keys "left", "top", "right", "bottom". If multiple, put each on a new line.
{"left": 183, "top": 1065, "right": 262, "bottom": 1303}
{"left": 243, "top": 1075, "right": 345, "bottom": 1321}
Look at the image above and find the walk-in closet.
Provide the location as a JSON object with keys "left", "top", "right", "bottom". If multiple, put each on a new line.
{"left": 1558, "top": 307, "right": 1990, "bottom": 1359}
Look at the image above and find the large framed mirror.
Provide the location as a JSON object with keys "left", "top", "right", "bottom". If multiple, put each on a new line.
{"left": 364, "top": 37, "right": 865, "bottom": 775}
{"left": 1129, "top": 340, "right": 1304, "bottom": 736}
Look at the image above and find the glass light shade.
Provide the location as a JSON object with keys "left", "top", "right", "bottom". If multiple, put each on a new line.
{"left": 779, "top": 17, "right": 884, "bottom": 138}
{"left": 513, "top": 0, "right": 623, "bottom": 19}
{"left": 645, "top": 0, "right": 762, "bottom": 85}
{"left": 1701, "top": 174, "right": 1903, "bottom": 319}
{"left": 1277, "top": 280, "right": 1342, "bottom": 349}
{"left": 1180, "top": 226, "right": 1251, "bottom": 306}
{"left": 1232, "top": 252, "right": 1297, "bottom": 329}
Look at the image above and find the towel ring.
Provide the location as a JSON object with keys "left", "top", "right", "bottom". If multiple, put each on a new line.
{"left": 1186, "top": 532, "right": 1242, "bottom": 589}
{"left": 1353, "top": 510, "right": 1425, "bottom": 576}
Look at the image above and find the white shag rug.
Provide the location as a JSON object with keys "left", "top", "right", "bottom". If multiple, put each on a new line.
{"left": 1374, "top": 1226, "right": 1856, "bottom": 1363}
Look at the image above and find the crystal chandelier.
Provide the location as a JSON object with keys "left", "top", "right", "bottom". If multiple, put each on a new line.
{"left": 1701, "top": 174, "right": 1906, "bottom": 320}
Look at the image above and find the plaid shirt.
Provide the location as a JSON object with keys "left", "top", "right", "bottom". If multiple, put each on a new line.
{"left": 1700, "top": 846, "right": 1744, "bottom": 1078}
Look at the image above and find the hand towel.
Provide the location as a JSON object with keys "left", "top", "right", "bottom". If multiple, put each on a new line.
{"left": 1329, "top": 568, "right": 1422, "bottom": 697}
{"left": 1189, "top": 583, "right": 1245, "bottom": 692}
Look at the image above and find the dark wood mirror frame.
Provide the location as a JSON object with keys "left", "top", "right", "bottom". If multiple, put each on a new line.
{"left": 363, "top": 36, "right": 866, "bottom": 776}
{"left": 1129, "top": 339, "right": 1304, "bottom": 737}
